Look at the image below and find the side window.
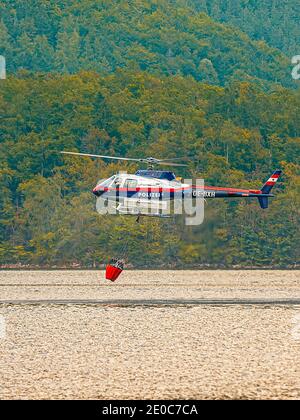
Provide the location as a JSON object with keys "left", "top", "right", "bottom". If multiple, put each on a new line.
{"left": 124, "top": 179, "right": 138, "bottom": 189}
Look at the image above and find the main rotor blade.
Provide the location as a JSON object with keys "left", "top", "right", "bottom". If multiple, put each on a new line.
{"left": 159, "top": 157, "right": 189, "bottom": 162}
{"left": 156, "top": 161, "right": 188, "bottom": 167}
{"left": 60, "top": 151, "right": 188, "bottom": 166}
{"left": 60, "top": 151, "right": 141, "bottom": 162}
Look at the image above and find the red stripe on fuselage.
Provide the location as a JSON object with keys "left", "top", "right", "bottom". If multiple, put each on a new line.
{"left": 95, "top": 185, "right": 253, "bottom": 194}
{"left": 194, "top": 185, "right": 251, "bottom": 193}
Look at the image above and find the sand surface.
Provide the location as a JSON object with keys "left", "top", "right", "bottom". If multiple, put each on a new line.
{"left": 0, "top": 270, "right": 300, "bottom": 399}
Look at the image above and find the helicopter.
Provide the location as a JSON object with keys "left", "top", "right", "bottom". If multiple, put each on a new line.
{"left": 61, "top": 151, "right": 282, "bottom": 220}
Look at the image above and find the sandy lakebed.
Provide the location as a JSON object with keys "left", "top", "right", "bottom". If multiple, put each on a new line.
{"left": 0, "top": 270, "right": 299, "bottom": 399}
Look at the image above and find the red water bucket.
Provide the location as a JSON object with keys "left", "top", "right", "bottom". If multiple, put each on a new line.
{"left": 106, "top": 264, "right": 123, "bottom": 282}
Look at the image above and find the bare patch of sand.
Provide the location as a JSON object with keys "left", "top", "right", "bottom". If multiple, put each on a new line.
{"left": 0, "top": 270, "right": 299, "bottom": 399}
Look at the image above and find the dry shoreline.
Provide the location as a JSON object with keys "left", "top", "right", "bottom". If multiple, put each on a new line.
{"left": 0, "top": 270, "right": 299, "bottom": 400}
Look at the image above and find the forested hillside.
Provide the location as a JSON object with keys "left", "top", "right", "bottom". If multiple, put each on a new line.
{"left": 0, "top": 71, "right": 299, "bottom": 267}
{"left": 0, "top": 0, "right": 295, "bottom": 88}
{"left": 187, "top": 0, "right": 299, "bottom": 56}
{"left": 0, "top": 1, "right": 299, "bottom": 267}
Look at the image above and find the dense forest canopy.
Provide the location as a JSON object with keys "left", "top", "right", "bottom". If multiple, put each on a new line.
{"left": 0, "top": 0, "right": 297, "bottom": 88}
{"left": 0, "top": 1, "right": 299, "bottom": 267}
{"left": 187, "top": 0, "right": 299, "bottom": 56}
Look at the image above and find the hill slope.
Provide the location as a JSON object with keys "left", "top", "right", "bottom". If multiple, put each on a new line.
{"left": 0, "top": 0, "right": 293, "bottom": 87}
{"left": 187, "top": 0, "right": 299, "bottom": 56}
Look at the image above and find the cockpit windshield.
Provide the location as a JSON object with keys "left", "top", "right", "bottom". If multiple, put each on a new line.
{"left": 97, "top": 175, "right": 116, "bottom": 187}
